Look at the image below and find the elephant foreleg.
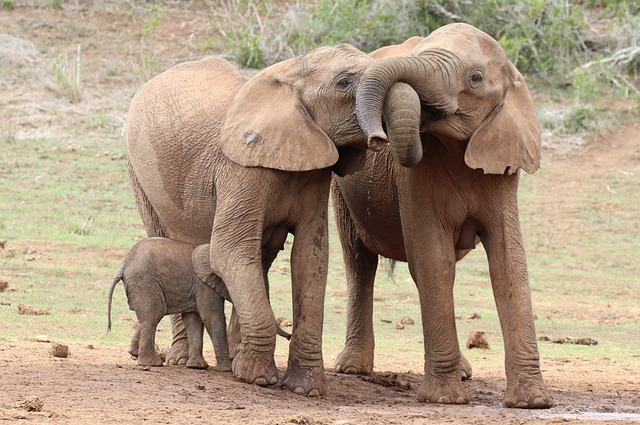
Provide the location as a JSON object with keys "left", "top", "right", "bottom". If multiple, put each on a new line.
{"left": 481, "top": 218, "right": 552, "bottom": 408}
{"left": 409, "top": 233, "right": 468, "bottom": 405}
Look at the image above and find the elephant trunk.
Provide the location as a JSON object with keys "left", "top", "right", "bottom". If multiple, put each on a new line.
{"left": 356, "top": 54, "right": 458, "bottom": 167}
{"left": 382, "top": 82, "right": 422, "bottom": 167}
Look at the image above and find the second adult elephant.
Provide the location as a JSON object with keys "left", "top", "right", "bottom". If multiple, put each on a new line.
{"left": 125, "top": 45, "right": 378, "bottom": 396}
{"left": 332, "top": 23, "right": 552, "bottom": 408}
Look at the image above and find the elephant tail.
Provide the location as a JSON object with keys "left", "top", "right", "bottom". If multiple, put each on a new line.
{"left": 107, "top": 264, "right": 125, "bottom": 334}
{"left": 276, "top": 324, "right": 292, "bottom": 341}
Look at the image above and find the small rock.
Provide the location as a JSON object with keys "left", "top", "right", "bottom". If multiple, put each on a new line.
{"left": 400, "top": 317, "right": 415, "bottom": 325}
{"left": 15, "top": 397, "right": 43, "bottom": 412}
{"left": 0, "top": 240, "right": 6, "bottom": 249}
{"left": 277, "top": 316, "right": 293, "bottom": 327}
{"left": 466, "top": 330, "right": 490, "bottom": 349}
{"left": 35, "top": 335, "right": 51, "bottom": 343}
{"left": 87, "top": 344, "right": 95, "bottom": 349}
{"left": 466, "top": 312, "right": 481, "bottom": 320}
{"left": 0, "top": 279, "right": 8, "bottom": 292}
{"left": 18, "top": 304, "right": 50, "bottom": 316}
{"left": 395, "top": 323, "right": 405, "bottom": 330}
{"left": 51, "top": 343, "right": 69, "bottom": 358}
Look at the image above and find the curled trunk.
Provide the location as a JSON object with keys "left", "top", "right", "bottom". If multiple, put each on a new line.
{"left": 356, "top": 54, "right": 458, "bottom": 167}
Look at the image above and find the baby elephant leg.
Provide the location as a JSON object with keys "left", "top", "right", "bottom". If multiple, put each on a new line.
{"left": 182, "top": 312, "right": 209, "bottom": 369}
{"left": 197, "top": 284, "right": 231, "bottom": 371}
{"left": 128, "top": 323, "right": 141, "bottom": 358}
{"left": 136, "top": 320, "right": 163, "bottom": 367}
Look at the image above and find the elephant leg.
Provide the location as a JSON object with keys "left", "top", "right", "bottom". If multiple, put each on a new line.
{"left": 182, "top": 312, "right": 209, "bottom": 370}
{"left": 128, "top": 322, "right": 141, "bottom": 358}
{"left": 459, "top": 352, "right": 473, "bottom": 381}
{"left": 166, "top": 314, "right": 189, "bottom": 365}
{"left": 409, "top": 233, "right": 468, "bottom": 404}
{"left": 225, "top": 264, "right": 278, "bottom": 386}
{"left": 198, "top": 290, "right": 231, "bottom": 372}
{"left": 482, "top": 219, "right": 552, "bottom": 408}
{"left": 332, "top": 184, "right": 378, "bottom": 375}
{"left": 227, "top": 306, "right": 241, "bottom": 359}
{"left": 135, "top": 318, "right": 163, "bottom": 367}
{"left": 280, "top": 212, "right": 328, "bottom": 397}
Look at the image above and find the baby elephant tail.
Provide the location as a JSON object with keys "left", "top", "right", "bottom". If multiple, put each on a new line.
{"left": 277, "top": 325, "right": 292, "bottom": 341}
{"left": 107, "top": 264, "right": 125, "bottom": 334}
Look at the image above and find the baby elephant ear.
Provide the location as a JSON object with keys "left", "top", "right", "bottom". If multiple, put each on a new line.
{"left": 465, "top": 63, "right": 541, "bottom": 175}
{"left": 192, "top": 244, "right": 230, "bottom": 301}
{"left": 221, "top": 58, "right": 339, "bottom": 172}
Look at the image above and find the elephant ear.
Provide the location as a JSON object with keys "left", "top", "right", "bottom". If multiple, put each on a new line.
{"left": 192, "top": 244, "right": 230, "bottom": 301}
{"left": 221, "top": 59, "right": 339, "bottom": 171}
{"left": 464, "top": 64, "right": 541, "bottom": 175}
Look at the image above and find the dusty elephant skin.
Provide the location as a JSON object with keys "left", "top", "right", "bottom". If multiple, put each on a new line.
{"left": 125, "top": 46, "right": 376, "bottom": 396}
{"left": 107, "top": 237, "right": 232, "bottom": 372}
{"left": 332, "top": 23, "right": 552, "bottom": 408}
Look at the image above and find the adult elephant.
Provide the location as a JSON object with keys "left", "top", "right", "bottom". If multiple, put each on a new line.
{"left": 331, "top": 23, "right": 552, "bottom": 408}
{"left": 125, "top": 44, "right": 378, "bottom": 396}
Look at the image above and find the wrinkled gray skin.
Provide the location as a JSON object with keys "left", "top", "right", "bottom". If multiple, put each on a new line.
{"left": 332, "top": 23, "right": 552, "bottom": 408}
{"left": 107, "top": 237, "right": 231, "bottom": 371}
{"left": 125, "top": 46, "right": 377, "bottom": 396}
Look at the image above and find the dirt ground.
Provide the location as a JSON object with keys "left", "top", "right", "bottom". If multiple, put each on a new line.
{"left": 1, "top": 2, "right": 640, "bottom": 424}
{"left": 1, "top": 336, "right": 640, "bottom": 424}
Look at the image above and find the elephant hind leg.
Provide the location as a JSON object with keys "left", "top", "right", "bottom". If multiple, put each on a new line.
{"left": 331, "top": 180, "right": 378, "bottom": 375}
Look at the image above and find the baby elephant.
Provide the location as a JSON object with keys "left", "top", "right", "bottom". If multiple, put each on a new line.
{"left": 107, "top": 237, "right": 231, "bottom": 371}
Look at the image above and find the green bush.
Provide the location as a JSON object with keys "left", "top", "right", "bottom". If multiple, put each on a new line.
{"left": 213, "top": 0, "right": 639, "bottom": 133}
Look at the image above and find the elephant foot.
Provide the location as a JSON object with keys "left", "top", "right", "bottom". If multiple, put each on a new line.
{"left": 128, "top": 347, "right": 138, "bottom": 359}
{"left": 417, "top": 373, "right": 469, "bottom": 404}
{"left": 504, "top": 374, "right": 553, "bottom": 408}
{"left": 166, "top": 338, "right": 189, "bottom": 366}
{"left": 280, "top": 358, "right": 326, "bottom": 397}
{"left": 214, "top": 358, "right": 233, "bottom": 372}
{"left": 137, "top": 352, "right": 164, "bottom": 367}
{"left": 231, "top": 348, "right": 278, "bottom": 386}
{"left": 334, "top": 344, "right": 374, "bottom": 375}
{"left": 459, "top": 354, "right": 473, "bottom": 381}
{"left": 186, "top": 356, "right": 209, "bottom": 370}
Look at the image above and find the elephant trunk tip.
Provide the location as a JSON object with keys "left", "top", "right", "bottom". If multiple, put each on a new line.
{"left": 367, "top": 134, "right": 388, "bottom": 152}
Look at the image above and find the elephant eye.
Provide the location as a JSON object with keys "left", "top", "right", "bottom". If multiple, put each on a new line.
{"left": 336, "top": 75, "right": 355, "bottom": 90}
{"left": 470, "top": 73, "right": 484, "bottom": 84}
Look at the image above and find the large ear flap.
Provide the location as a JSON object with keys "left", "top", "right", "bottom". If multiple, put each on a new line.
{"left": 192, "top": 244, "right": 230, "bottom": 301}
{"left": 464, "top": 63, "right": 541, "bottom": 175}
{"left": 221, "top": 58, "right": 339, "bottom": 171}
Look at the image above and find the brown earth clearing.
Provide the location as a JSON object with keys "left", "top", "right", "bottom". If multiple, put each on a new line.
{"left": 1, "top": 2, "right": 639, "bottom": 424}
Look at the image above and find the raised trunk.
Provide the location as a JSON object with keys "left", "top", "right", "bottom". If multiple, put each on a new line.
{"left": 356, "top": 53, "right": 458, "bottom": 167}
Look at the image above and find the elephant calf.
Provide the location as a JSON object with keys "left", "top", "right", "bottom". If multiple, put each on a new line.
{"left": 107, "top": 237, "right": 231, "bottom": 371}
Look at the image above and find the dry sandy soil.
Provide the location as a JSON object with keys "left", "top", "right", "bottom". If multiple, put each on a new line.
{"left": 1, "top": 2, "right": 640, "bottom": 424}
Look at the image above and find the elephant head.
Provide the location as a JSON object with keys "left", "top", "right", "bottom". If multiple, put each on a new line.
{"left": 221, "top": 44, "right": 378, "bottom": 177}
{"left": 356, "top": 23, "right": 541, "bottom": 174}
